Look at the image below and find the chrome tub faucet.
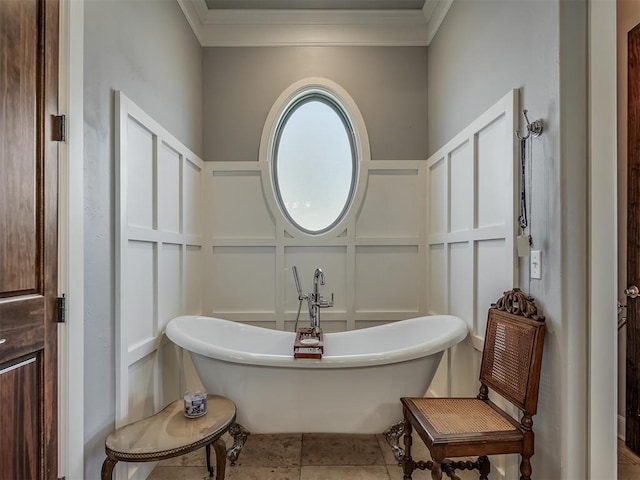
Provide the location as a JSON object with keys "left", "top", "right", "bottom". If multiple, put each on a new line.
{"left": 309, "top": 268, "right": 333, "bottom": 334}
{"left": 291, "top": 266, "right": 333, "bottom": 333}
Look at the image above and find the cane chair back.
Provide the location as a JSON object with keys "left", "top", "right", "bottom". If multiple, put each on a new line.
{"left": 479, "top": 298, "right": 545, "bottom": 415}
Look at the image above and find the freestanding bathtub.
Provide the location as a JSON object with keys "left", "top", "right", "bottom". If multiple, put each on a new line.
{"left": 166, "top": 315, "right": 467, "bottom": 435}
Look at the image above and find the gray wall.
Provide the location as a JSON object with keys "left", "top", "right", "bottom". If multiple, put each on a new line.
{"left": 203, "top": 46, "right": 428, "bottom": 161}
{"left": 427, "top": 1, "right": 587, "bottom": 478}
{"left": 83, "top": 0, "right": 202, "bottom": 476}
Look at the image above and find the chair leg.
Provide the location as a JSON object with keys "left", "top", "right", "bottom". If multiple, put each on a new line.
{"left": 402, "top": 419, "right": 415, "bottom": 479}
{"left": 442, "top": 461, "right": 461, "bottom": 480}
{"left": 520, "top": 454, "right": 532, "bottom": 480}
{"left": 478, "top": 455, "right": 490, "bottom": 480}
{"left": 430, "top": 458, "right": 444, "bottom": 480}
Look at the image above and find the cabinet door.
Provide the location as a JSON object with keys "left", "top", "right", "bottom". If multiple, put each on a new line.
{"left": 0, "top": 356, "right": 40, "bottom": 479}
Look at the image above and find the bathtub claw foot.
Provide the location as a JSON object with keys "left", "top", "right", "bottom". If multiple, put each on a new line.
{"left": 227, "top": 422, "right": 250, "bottom": 465}
{"left": 383, "top": 421, "right": 405, "bottom": 463}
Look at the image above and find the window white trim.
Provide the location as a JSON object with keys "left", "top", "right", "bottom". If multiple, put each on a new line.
{"left": 259, "top": 77, "right": 371, "bottom": 240}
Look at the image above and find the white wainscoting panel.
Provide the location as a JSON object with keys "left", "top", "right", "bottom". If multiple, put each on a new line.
{"left": 184, "top": 158, "right": 203, "bottom": 237}
{"left": 428, "top": 158, "right": 447, "bottom": 236}
{"left": 158, "top": 142, "right": 182, "bottom": 234}
{"left": 354, "top": 245, "right": 420, "bottom": 313}
{"left": 449, "top": 141, "right": 473, "bottom": 233}
{"left": 210, "top": 246, "right": 277, "bottom": 315}
{"left": 124, "top": 240, "right": 156, "bottom": 349}
{"left": 210, "top": 170, "right": 275, "bottom": 239}
{"left": 356, "top": 169, "right": 421, "bottom": 238}
{"left": 185, "top": 245, "right": 203, "bottom": 314}
{"left": 115, "top": 91, "right": 204, "bottom": 480}
{"left": 427, "top": 90, "right": 518, "bottom": 413}
{"left": 426, "top": 90, "right": 518, "bottom": 354}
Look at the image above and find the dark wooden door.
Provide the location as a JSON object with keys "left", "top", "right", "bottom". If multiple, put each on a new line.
{"left": 628, "top": 22, "right": 640, "bottom": 456}
{"left": 0, "top": 0, "right": 59, "bottom": 478}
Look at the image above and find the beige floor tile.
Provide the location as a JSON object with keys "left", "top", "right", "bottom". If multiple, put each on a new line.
{"left": 225, "top": 465, "right": 301, "bottom": 479}
{"left": 300, "top": 465, "right": 390, "bottom": 480}
{"left": 231, "top": 433, "right": 302, "bottom": 467}
{"left": 619, "top": 463, "right": 640, "bottom": 480}
{"left": 301, "top": 433, "right": 385, "bottom": 466}
{"left": 147, "top": 466, "right": 212, "bottom": 480}
{"left": 153, "top": 433, "right": 640, "bottom": 479}
{"left": 620, "top": 439, "right": 640, "bottom": 465}
{"left": 386, "top": 463, "right": 406, "bottom": 480}
{"left": 376, "top": 433, "right": 401, "bottom": 465}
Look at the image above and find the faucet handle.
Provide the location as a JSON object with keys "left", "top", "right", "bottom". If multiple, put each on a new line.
{"left": 318, "top": 293, "right": 334, "bottom": 308}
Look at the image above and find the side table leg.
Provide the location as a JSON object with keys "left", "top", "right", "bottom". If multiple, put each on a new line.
{"left": 101, "top": 457, "right": 118, "bottom": 480}
{"left": 227, "top": 422, "right": 250, "bottom": 465}
{"left": 213, "top": 439, "right": 227, "bottom": 479}
{"left": 206, "top": 443, "right": 214, "bottom": 477}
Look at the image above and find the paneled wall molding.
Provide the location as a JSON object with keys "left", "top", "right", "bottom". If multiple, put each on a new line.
{"left": 115, "top": 91, "right": 204, "bottom": 479}
{"left": 177, "top": 0, "right": 452, "bottom": 46}
{"left": 204, "top": 158, "right": 427, "bottom": 332}
{"left": 425, "top": 89, "right": 519, "bottom": 352}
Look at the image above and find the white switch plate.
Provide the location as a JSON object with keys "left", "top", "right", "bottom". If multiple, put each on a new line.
{"left": 530, "top": 250, "right": 542, "bottom": 279}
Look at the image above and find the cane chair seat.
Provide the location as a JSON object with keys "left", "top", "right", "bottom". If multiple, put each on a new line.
{"left": 401, "top": 288, "right": 546, "bottom": 480}
{"left": 409, "top": 398, "right": 519, "bottom": 435}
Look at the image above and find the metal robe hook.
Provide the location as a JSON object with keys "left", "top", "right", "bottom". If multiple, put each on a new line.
{"left": 515, "top": 109, "right": 544, "bottom": 140}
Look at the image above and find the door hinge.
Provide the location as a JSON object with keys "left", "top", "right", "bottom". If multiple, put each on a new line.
{"left": 53, "top": 114, "right": 66, "bottom": 142}
{"left": 57, "top": 295, "right": 66, "bottom": 323}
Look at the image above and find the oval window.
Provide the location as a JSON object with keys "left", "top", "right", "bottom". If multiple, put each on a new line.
{"left": 272, "top": 93, "right": 357, "bottom": 234}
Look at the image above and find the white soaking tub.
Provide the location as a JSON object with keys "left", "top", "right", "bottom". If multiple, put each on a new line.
{"left": 166, "top": 315, "right": 467, "bottom": 434}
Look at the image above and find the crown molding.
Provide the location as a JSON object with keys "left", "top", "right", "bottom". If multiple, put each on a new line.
{"left": 177, "top": 0, "right": 452, "bottom": 46}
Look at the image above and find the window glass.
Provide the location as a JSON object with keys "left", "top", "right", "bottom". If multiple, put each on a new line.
{"left": 273, "top": 94, "right": 356, "bottom": 234}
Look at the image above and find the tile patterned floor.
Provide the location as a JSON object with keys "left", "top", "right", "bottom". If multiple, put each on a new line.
{"left": 147, "top": 432, "right": 477, "bottom": 480}
{"left": 149, "top": 434, "right": 640, "bottom": 479}
{"left": 619, "top": 439, "right": 640, "bottom": 480}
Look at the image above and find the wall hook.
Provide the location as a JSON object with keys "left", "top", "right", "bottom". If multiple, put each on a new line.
{"left": 515, "top": 109, "right": 544, "bottom": 140}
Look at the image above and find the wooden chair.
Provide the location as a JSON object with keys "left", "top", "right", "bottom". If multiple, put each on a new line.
{"left": 400, "top": 288, "right": 545, "bottom": 480}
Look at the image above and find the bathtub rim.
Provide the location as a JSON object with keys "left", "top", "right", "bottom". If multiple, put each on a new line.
{"left": 166, "top": 314, "right": 468, "bottom": 369}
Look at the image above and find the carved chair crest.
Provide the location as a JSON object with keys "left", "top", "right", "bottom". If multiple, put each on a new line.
{"left": 492, "top": 288, "right": 545, "bottom": 322}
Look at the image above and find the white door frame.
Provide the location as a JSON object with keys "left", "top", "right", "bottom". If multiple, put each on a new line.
{"left": 52, "top": 0, "right": 617, "bottom": 478}
{"left": 58, "top": 0, "right": 84, "bottom": 478}
{"left": 587, "top": 0, "right": 618, "bottom": 478}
